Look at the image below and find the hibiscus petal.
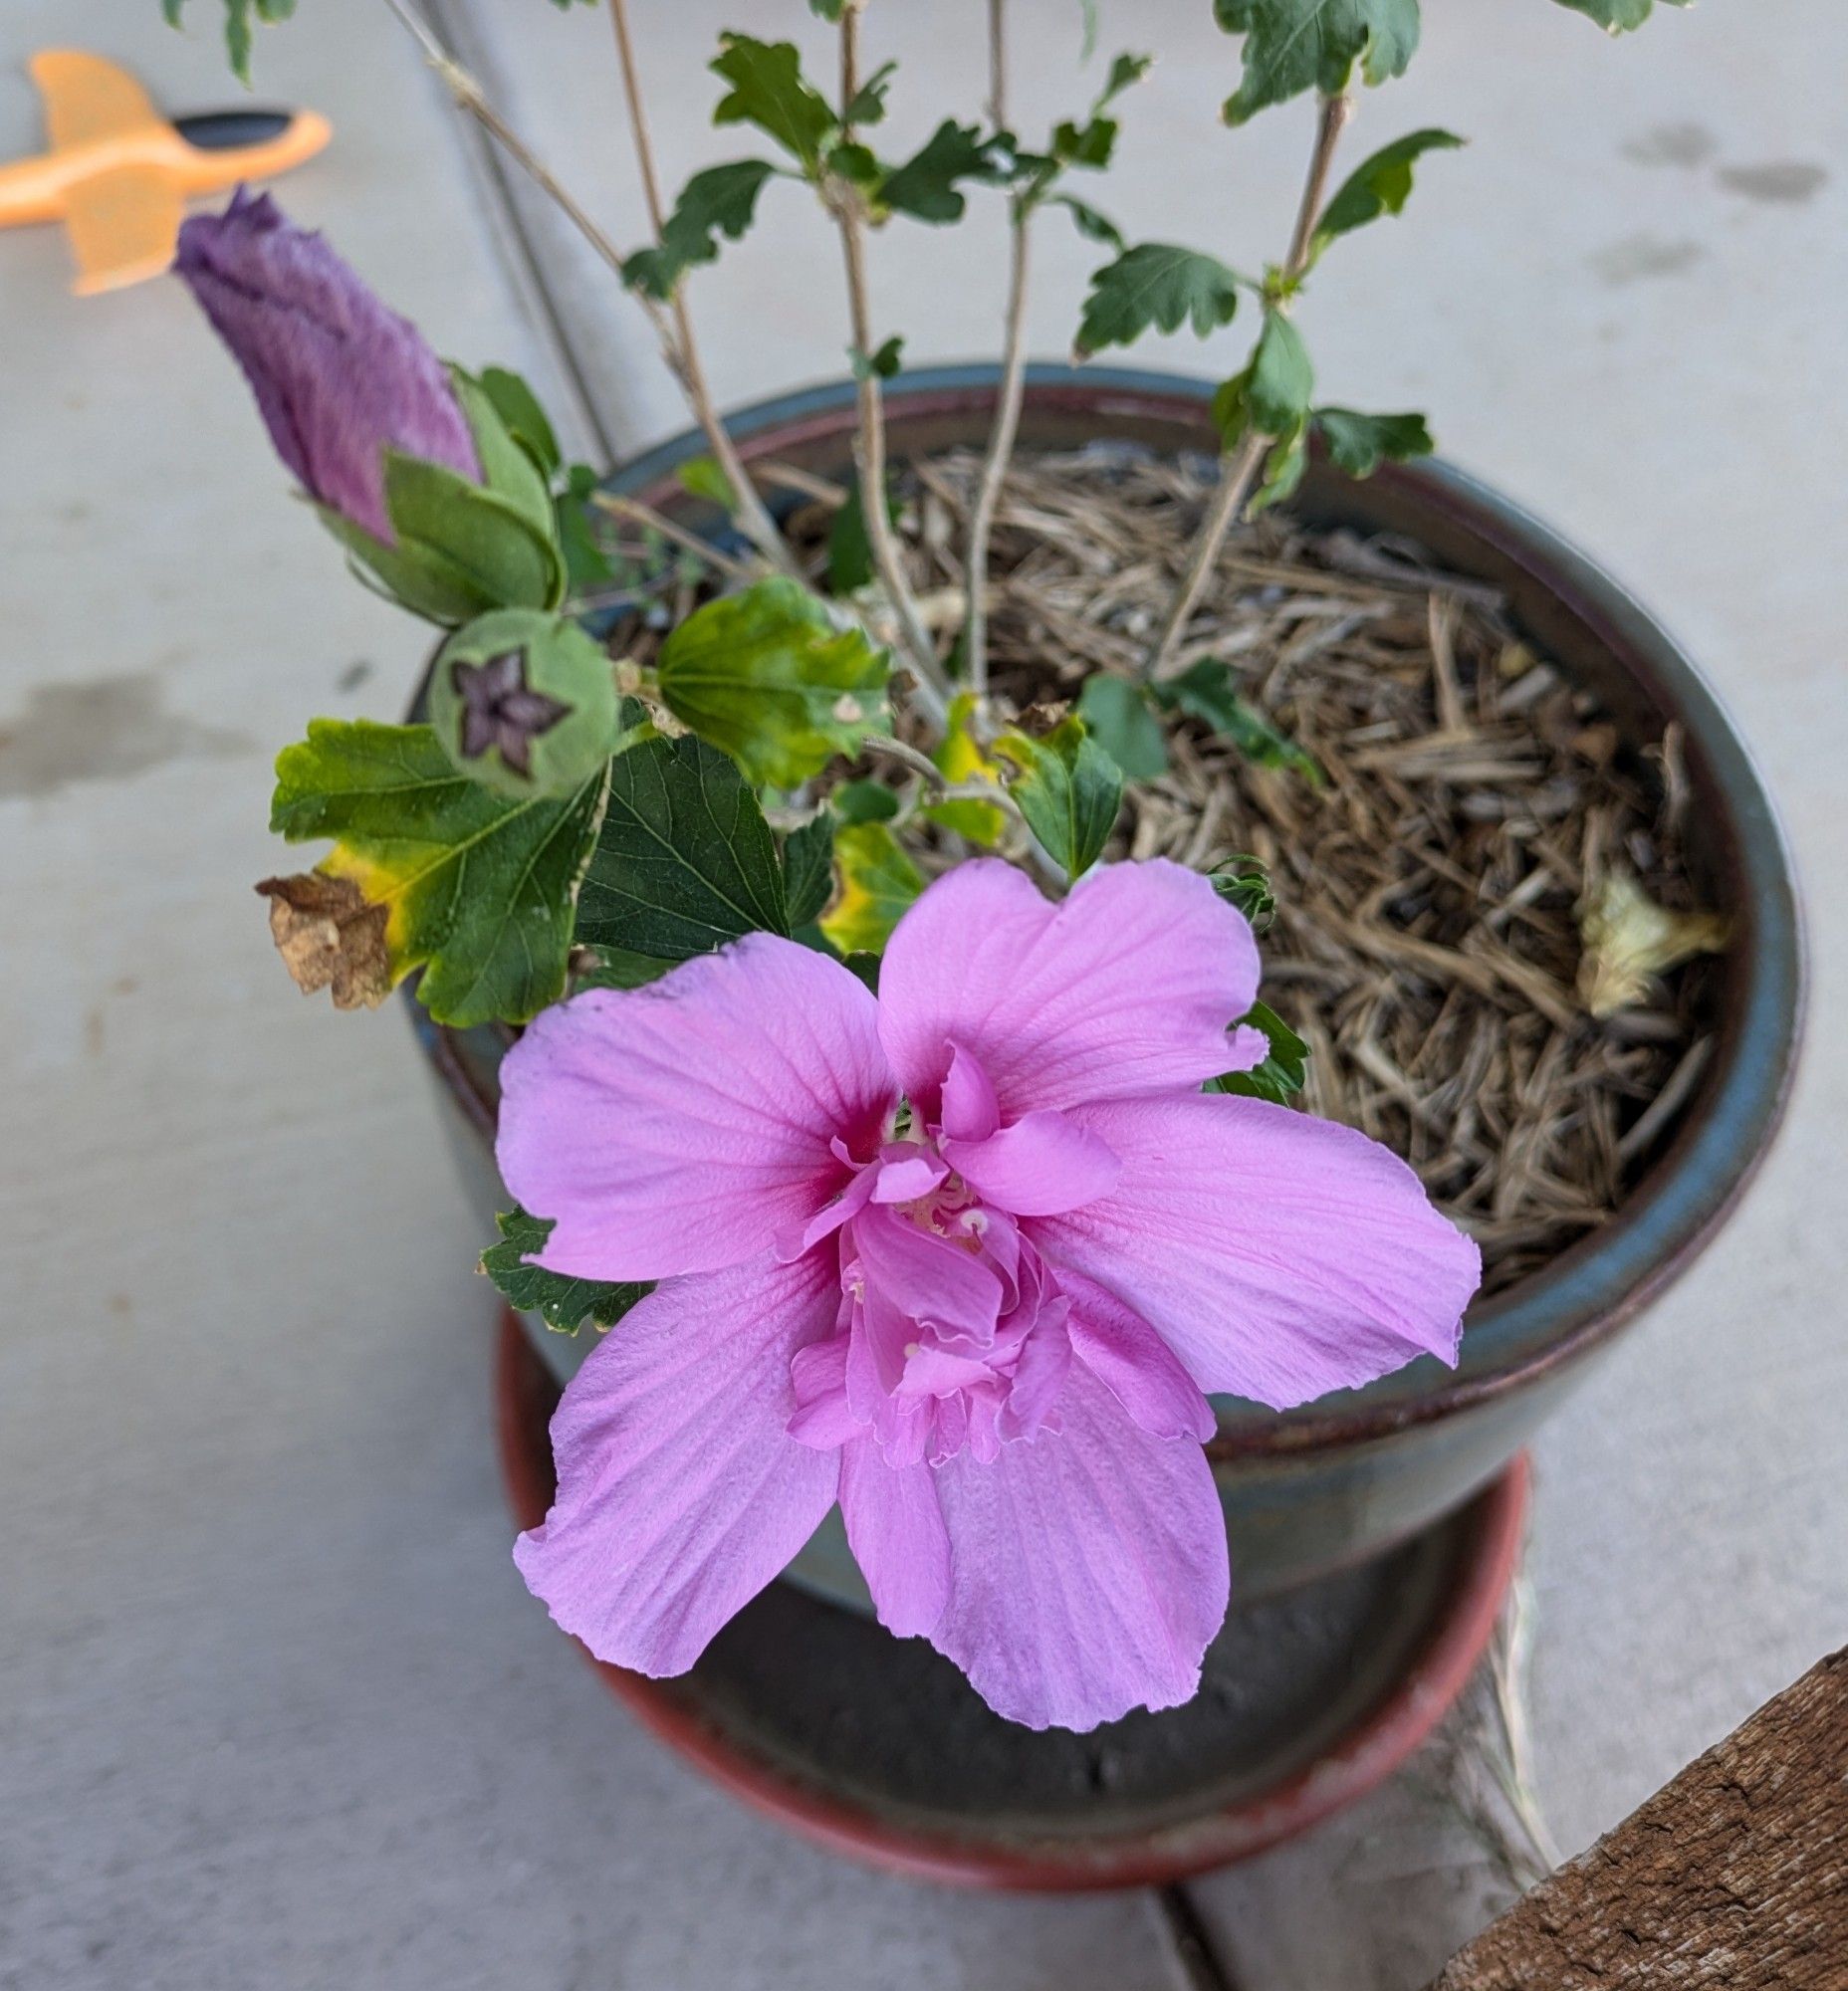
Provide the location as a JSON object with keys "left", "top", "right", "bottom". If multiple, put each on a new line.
{"left": 1036, "top": 1095, "right": 1482, "bottom": 1412}
{"left": 930, "top": 1364, "right": 1229, "bottom": 1730}
{"left": 1061, "top": 1269, "right": 1216, "bottom": 1441}
{"left": 513, "top": 1249, "right": 840, "bottom": 1675}
{"left": 838, "top": 1438, "right": 952, "bottom": 1638}
{"left": 942, "top": 1109, "right": 1121, "bottom": 1217}
{"left": 877, "top": 859, "right": 1260, "bottom": 1119}
{"left": 499, "top": 935, "right": 895, "bottom": 1281}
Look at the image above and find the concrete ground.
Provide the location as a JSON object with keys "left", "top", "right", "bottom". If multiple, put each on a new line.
{"left": 2, "top": 2, "right": 1843, "bottom": 1985}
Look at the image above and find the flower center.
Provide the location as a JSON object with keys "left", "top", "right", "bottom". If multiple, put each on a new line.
{"left": 786, "top": 1130, "right": 1073, "bottom": 1468}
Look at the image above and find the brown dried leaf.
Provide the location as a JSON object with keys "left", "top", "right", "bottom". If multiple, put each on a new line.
{"left": 256, "top": 872, "right": 392, "bottom": 1010}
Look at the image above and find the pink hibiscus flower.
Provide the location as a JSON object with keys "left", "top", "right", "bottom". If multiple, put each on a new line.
{"left": 498, "top": 858, "right": 1480, "bottom": 1731}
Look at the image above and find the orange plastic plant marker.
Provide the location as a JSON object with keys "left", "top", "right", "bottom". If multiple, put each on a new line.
{"left": 0, "top": 50, "right": 331, "bottom": 295}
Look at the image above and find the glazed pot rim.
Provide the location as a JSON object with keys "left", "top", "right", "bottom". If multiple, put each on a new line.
{"left": 430, "top": 361, "right": 1805, "bottom": 1451}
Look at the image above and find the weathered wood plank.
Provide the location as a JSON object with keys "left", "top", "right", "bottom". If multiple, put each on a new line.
{"left": 1431, "top": 1651, "right": 1848, "bottom": 1990}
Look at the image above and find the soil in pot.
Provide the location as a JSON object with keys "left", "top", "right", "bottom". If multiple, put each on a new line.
{"left": 595, "top": 442, "right": 1725, "bottom": 1302}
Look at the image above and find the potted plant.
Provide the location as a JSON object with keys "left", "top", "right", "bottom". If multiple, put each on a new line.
{"left": 168, "top": 0, "right": 1799, "bottom": 1878}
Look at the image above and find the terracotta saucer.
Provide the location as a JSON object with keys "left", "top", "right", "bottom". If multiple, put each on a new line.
{"left": 496, "top": 1311, "right": 1528, "bottom": 1891}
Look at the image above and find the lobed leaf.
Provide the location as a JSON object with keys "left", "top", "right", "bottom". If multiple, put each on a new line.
{"left": 1074, "top": 243, "right": 1245, "bottom": 356}
{"left": 1215, "top": 0, "right": 1422, "bottom": 125}
{"left": 843, "top": 59, "right": 897, "bottom": 127}
{"left": 1155, "top": 660, "right": 1323, "bottom": 781}
{"left": 711, "top": 35, "right": 837, "bottom": 173}
{"left": 994, "top": 717, "right": 1124, "bottom": 879}
{"left": 878, "top": 120, "right": 1007, "bottom": 224}
{"left": 622, "top": 159, "right": 780, "bottom": 300}
{"left": 654, "top": 575, "right": 891, "bottom": 786}
{"left": 848, "top": 335, "right": 905, "bottom": 381}
{"left": 270, "top": 720, "right": 608, "bottom": 1026}
{"left": 1313, "top": 128, "right": 1464, "bottom": 253}
{"left": 482, "top": 1208, "right": 651, "bottom": 1335}
{"left": 1552, "top": 0, "right": 1690, "bottom": 29}
{"left": 575, "top": 731, "right": 789, "bottom": 961}
{"left": 1208, "top": 999, "right": 1311, "bottom": 1103}
{"left": 1313, "top": 406, "right": 1433, "bottom": 477}
{"left": 819, "top": 821, "right": 924, "bottom": 956}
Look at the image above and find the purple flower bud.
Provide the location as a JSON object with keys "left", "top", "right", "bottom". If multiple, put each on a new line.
{"left": 175, "top": 189, "right": 480, "bottom": 544}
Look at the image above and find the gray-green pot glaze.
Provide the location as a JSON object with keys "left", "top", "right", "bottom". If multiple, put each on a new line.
{"left": 413, "top": 366, "right": 1803, "bottom": 1609}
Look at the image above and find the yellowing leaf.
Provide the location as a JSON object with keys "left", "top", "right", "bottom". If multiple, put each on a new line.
{"left": 819, "top": 821, "right": 924, "bottom": 957}
{"left": 925, "top": 691, "right": 1007, "bottom": 846}
{"left": 270, "top": 719, "right": 608, "bottom": 1027}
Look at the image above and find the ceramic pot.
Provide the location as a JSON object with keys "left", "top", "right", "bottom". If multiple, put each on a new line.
{"left": 414, "top": 364, "right": 1803, "bottom": 1607}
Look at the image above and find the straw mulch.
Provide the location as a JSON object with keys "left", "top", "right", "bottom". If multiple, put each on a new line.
{"left": 880, "top": 446, "right": 1715, "bottom": 1296}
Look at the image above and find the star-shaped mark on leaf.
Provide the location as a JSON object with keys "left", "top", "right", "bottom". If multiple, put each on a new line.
{"left": 452, "top": 649, "right": 572, "bottom": 778}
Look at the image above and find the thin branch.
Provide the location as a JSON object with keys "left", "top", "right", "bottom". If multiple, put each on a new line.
{"left": 965, "top": 0, "right": 1029, "bottom": 705}
{"left": 832, "top": 2, "right": 952, "bottom": 725}
{"left": 589, "top": 492, "right": 754, "bottom": 581}
{"left": 1142, "top": 90, "right": 1355, "bottom": 680}
{"left": 858, "top": 733, "right": 950, "bottom": 791}
{"left": 605, "top": 0, "right": 796, "bottom": 575}
{"left": 383, "top": 0, "right": 639, "bottom": 303}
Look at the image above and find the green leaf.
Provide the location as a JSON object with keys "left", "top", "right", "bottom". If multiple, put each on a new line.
{"left": 1074, "top": 244, "right": 1245, "bottom": 356}
{"left": 925, "top": 691, "right": 1007, "bottom": 847}
{"left": 482, "top": 1208, "right": 651, "bottom": 1336}
{"left": 1250, "top": 424, "right": 1310, "bottom": 512}
{"left": 848, "top": 335, "right": 905, "bottom": 381}
{"left": 995, "top": 717, "right": 1124, "bottom": 879}
{"left": 1246, "top": 311, "right": 1315, "bottom": 433}
{"left": 818, "top": 822, "right": 924, "bottom": 956}
{"left": 378, "top": 453, "right": 565, "bottom": 615}
{"left": 476, "top": 366, "right": 561, "bottom": 477}
{"left": 270, "top": 720, "right": 607, "bottom": 1026}
{"left": 877, "top": 119, "right": 1005, "bottom": 223}
{"left": 1211, "top": 853, "right": 1277, "bottom": 932}
{"left": 1076, "top": 674, "right": 1170, "bottom": 780}
{"left": 1052, "top": 194, "right": 1126, "bottom": 251}
{"left": 1313, "top": 128, "right": 1463, "bottom": 252}
{"left": 573, "top": 946, "right": 674, "bottom": 991}
{"left": 842, "top": 59, "right": 897, "bottom": 126}
{"left": 1313, "top": 406, "right": 1434, "bottom": 477}
{"left": 622, "top": 159, "right": 779, "bottom": 300}
{"left": 809, "top": 0, "right": 847, "bottom": 17}
{"left": 711, "top": 35, "right": 838, "bottom": 172}
{"left": 655, "top": 576, "right": 892, "bottom": 786}
{"left": 832, "top": 779, "right": 901, "bottom": 824}
{"left": 1552, "top": 0, "right": 1690, "bottom": 29}
{"left": 826, "top": 473, "right": 896, "bottom": 594}
{"left": 782, "top": 812, "right": 837, "bottom": 929}
{"left": 1098, "top": 51, "right": 1156, "bottom": 105}
{"left": 676, "top": 454, "right": 738, "bottom": 511}
{"left": 576, "top": 732, "right": 790, "bottom": 960}
{"left": 1155, "top": 661, "right": 1323, "bottom": 781}
{"left": 1208, "top": 1000, "right": 1310, "bottom": 1104}
{"left": 166, "top": 0, "right": 298, "bottom": 82}
{"left": 556, "top": 463, "right": 614, "bottom": 592}
{"left": 1214, "top": 0, "right": 1422, "bottom": 125}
